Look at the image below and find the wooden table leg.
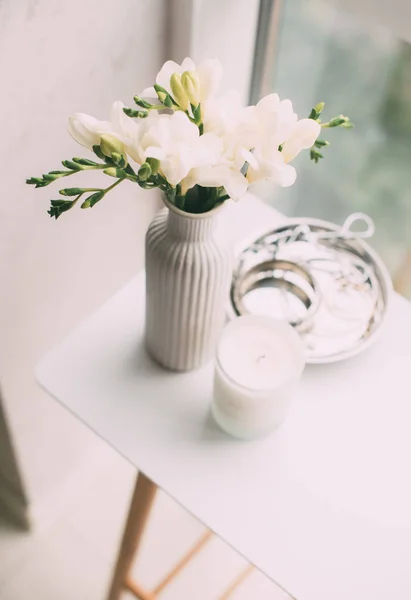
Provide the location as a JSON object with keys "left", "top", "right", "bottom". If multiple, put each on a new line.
{"left": 152, "top": 529, "right": 213, "bottom": 595}
{"left": 217, "top": 564, "right": 255, "bottom": 599}
{"left": 106, "top": 471, "right": 158, "bottom": 600}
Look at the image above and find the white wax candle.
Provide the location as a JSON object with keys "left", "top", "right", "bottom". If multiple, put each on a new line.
{"left": 212, "top": 315, "right": 306, "bottom": 439}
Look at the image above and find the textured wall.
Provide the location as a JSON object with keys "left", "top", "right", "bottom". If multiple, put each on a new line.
{"left": 0, "top": 0, "right": 165, "bottom": 506}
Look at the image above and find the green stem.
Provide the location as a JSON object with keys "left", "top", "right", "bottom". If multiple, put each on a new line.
{"left": 148, "top": 104, "right": 169, "bottom": 111}
{"left": 104, "top": 178, "right": 125, "bottom": 194}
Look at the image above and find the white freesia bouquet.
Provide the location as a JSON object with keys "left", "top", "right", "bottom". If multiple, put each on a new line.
{"left": 27, "top": 58, "right": 352, "bottom": 218}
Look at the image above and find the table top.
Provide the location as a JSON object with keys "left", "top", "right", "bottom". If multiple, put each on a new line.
{"left": 37, "top": 197, "right": 411, "bottom": 600}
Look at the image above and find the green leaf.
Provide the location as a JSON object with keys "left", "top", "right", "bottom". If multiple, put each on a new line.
{"left": 174, "top": 194, "right": 185, "bottom": 210}
{"left": 166, "top": 186, "right": 176, "bottom": 203}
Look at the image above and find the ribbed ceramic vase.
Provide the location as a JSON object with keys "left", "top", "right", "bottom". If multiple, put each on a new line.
{"left": 145, "top": 198, "right": 233, "bottom": 371}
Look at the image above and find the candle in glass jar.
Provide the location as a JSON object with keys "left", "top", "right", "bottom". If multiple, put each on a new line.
{"left": 212, "top": 315, "right": 306, "bottom": 439}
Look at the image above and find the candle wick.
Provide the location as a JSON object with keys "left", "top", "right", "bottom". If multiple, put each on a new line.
{"left": 257, "top": 354, "right": 266, "bottom": 364}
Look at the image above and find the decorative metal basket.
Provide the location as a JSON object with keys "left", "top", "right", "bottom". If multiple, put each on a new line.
{"left": 229, "top": 215, "right": 392, "bottom": 363}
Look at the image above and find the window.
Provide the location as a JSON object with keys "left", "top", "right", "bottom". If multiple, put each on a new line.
{"left": 253, "top": 0, "right": 411, "bottom": 298}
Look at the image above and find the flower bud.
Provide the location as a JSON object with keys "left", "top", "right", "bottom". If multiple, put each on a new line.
{"left": 138, "top": 162, "right": 152, "bottom": 181}
{"left": 328, "top": 115, "right": 347, "bottom": 127}
{"left": 111, "top": 152, "right": 127, "bottom": 168}
{"left": 181, "top": 71, "right": 200, "bottom": 106}
{"left": 81, "top": 191, "right": 104, "bottom": 209}
{"left": 100, "top": 135, "right": 128, "bottom": 166}
{"left": 72, "top": 157, "right": 98, "bottom": 166}
{"left": 163, "top": 95, "right": 174, "bottom": 108}
{"left": 154, "top": 84, "right": 169, "bottom": 105}
{"left": 133, "top": 96, "right": 152, "bottom": 109}
{"left": 100, "top": 135, "right": 125, "bottom": 158}
{"left": 170, "top": 73, "right": 190, "bottom": 111}
{"left": 26, "top": 177, "right": 43, "bottom": 185}
{"left": 103, "top": 167, "right": 119, "bottom": 177}
{"left": 146, "top": 157, "right": 160, "bottom": 174}
{"left": 61, "top": 160, "right": 81, "bottom": 170}
{"left": 59, "top": 187, "right": 83, "bottom": 196}
{"left": 123, "top": 107, "right": 139, "bottom": 118}
{"left": 314, "top": 102, "right": 325, "bottom": 115}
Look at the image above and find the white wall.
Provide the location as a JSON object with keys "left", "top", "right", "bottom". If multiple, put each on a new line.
{"left": 191, "top": 0, "right": 260, "bottom": 103}
{"left": 0, "top": 0, "right": 166, "bottom": 511}
{"left": 167, "top": 0, "right": 260, "bottom": 104}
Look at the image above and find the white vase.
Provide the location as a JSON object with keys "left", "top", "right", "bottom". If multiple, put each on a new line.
{"left": 145, "top": 198, "right": 233, "bottom": 371}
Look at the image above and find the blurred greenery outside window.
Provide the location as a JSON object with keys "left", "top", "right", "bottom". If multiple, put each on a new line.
{"left": 252, "top": 0, "right": 411, "bottom": 298}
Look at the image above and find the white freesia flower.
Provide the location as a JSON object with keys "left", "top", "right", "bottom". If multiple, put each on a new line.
{"left": 202, "top": 90, "right": 255, "bottom": 156}
{"left": 128, "top": 111, "right": 222, "bottom": 186}
{"left": 245, "top": 147, "right": 297, "bottom": 187}
{"left": 68, "top": 113, "right": 116, "bottom": 149}
{"left": 195, "top": 90, "right": 255, "bottom": 197}
{"left": 141, "top": 57, "right": 223, "bottom": 106}
{"left": 68, "top": 101, "right": 140, "bottom": 153}
{"left": 252, "top": 94, "right": 298, "bottom": 147}
{"left": 281, "top": 118, "right": 321, "bottom": 162}
{"left": 109, "top": 101, "right": 143, "bottom": 164}
{"left": 67, "top": 71, "right": 322, "bottom": 206}
{"left": 243, "top": 93, "right": 320, "bottom": 187}
{"left": 33, "top": 53, "right": 349, "bottom": 222}
{"left": 110, "top": 101, "right": 140, "bottom": 141}
{"left": 181, "top": 166, "right": 248, "bottom": 201}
